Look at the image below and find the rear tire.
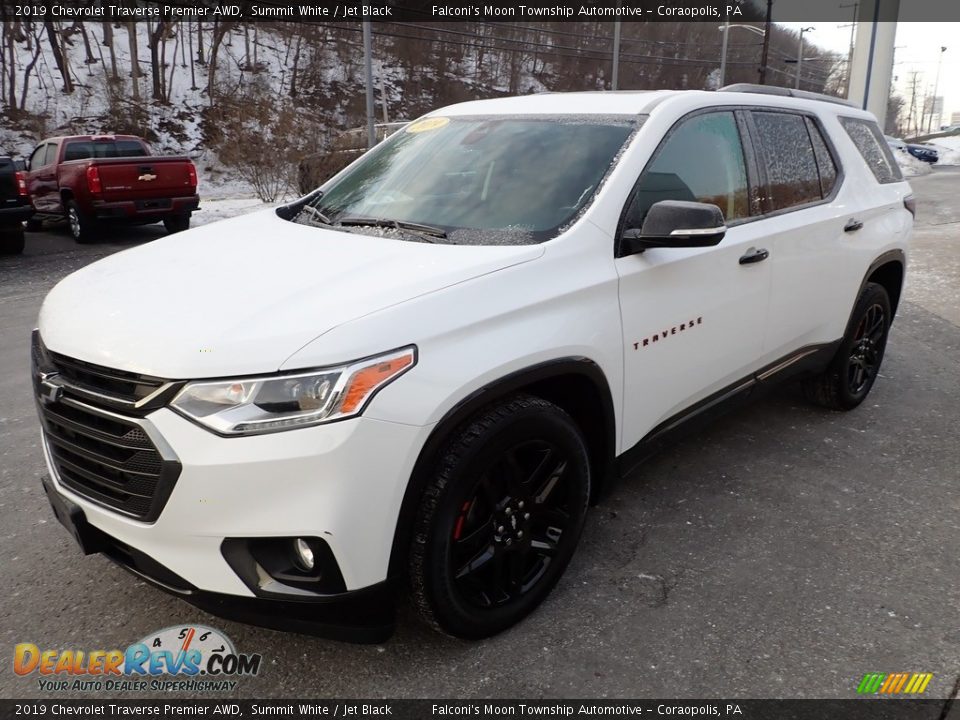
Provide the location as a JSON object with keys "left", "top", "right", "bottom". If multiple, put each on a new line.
{"left": 25, "top": 217, "right": 43, "bottom": 232}
{"left": 0, "top": 226, "right": 25, "bottom": 255}
{"left": 803, "top": 282, "right": 892, "bottom": 410}
{"left": 409, "top": 395, "right": 591, "bottom": 639}
{"left": 66, "top": 200, "right": 97, "bottom": 244}
{"left": 163, "top": 213, "right": 191, "bottom": 234}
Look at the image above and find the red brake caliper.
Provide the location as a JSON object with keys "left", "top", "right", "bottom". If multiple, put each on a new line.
{"left": 453, "top": 500, "right": 473, "bottom": 540}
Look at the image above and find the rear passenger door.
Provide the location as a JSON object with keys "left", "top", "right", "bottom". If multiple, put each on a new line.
{"left": 615, "top": 110, "right": 774, "bottom": 449}
{"left": 746, "top": 110, "right": 851, "bottom": 358}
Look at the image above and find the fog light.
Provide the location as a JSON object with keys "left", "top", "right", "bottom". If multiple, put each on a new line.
{"left": 293, "top": 538, "right": 315, "bottom": 571}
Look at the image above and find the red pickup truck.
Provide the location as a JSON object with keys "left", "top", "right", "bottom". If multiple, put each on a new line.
{"left": 24, "top": 135, "right": 199, "bottom": 243}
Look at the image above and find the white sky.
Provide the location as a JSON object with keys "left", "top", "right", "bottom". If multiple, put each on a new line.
{"left": 780, "top": 22, "right": 959, "bottom": 126}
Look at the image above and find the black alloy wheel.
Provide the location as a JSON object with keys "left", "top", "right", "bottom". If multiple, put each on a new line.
{"left": 450, "top": 438, "right": 575, "bottom": 609}
{"left": 847, "top": 302, "right": 886, "bottom": 396}
{"left": 409, "top": 395, "right": 591, "bottom": 639}
{"left": 803, "top": 282, "right": 892, "bottom": 410}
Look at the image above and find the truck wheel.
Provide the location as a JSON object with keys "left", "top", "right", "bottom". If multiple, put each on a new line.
{"left": 0, "top": 226, "right": 25, "bottom": 255}
{"left": 25, "top": 217, "right": 43, "bottom": 232}
{"left": 66, "top": 200, "right": 97, "bottom": 244}
{"left": 409, "top": 395, "right": 591, "bottom": 639}
{"left": 803, "top": 282, "right": 892, "bottom": 411}
{"left": 163, "top": 214, "right": 191, "bottom": 234}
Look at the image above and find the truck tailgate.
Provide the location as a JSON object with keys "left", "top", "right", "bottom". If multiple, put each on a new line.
{"left": 0, "top": 157, "right": 19, "bottom": 204}
{"left": 90, "top": 157, "right": 196, "bottom": 202}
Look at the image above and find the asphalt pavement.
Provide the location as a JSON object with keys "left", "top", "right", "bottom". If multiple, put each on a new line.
{"left": 1, "top": 173, "right": 959, "bottom": 701}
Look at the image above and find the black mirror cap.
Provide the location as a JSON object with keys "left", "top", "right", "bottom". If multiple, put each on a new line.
{"left": 621, "top": 200, "right": 727, "bottom": 255}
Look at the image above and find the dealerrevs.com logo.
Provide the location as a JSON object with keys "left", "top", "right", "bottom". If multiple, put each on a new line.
{"left": 13, "top": 625, "right": 262, "bottom": 693}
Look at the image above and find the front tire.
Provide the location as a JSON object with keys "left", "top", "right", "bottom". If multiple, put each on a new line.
{"left": 66, "top": 200, "right": 97, "bottom": 244}
{"left": 409, "top": 395, "right": 591, "bottom": 639}
{"left": 803, "top": 282, "right": 892, "bottom": 410}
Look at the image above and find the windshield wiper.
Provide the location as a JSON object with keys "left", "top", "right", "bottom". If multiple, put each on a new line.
{"left": 338, "top": 216, "right": 447, "bottom": 240}
{"left": 298, "top": 204, "right": 334, "bottom": 226}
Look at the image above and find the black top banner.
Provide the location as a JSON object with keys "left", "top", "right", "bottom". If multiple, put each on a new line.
{"left": 0, "top": 0, "right": 957, "bottom": 23}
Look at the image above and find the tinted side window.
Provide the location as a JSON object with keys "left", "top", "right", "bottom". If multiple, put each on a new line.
{"left": 840, "top": 117, "right": 903, "bottom": 184}
{"left": 64, "top": 142, "right": 92, "bottom": 161}
{"left": 805, "top": 117, "right": 838, "bottom": 197}
{"left": 115, "top": 140, "right": 148, "bottom": 157}
{"left": 28, "top": 145, "right": 46, "bottom": 170}
{"left": 42, "top": 144, "right": 59, "bottom": 167}
{"left": 751, "top": 112, "right": 821, "bottom": 211}
{"left": 624, "top": 111, "right": 749, "bottom": 228}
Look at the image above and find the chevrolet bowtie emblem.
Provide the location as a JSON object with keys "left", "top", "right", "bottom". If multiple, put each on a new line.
{"left": 138, "top": 173, "right": 157, "bottom": 182}
{"left": 38, "top": 376, "right": 62, "bottom": 405}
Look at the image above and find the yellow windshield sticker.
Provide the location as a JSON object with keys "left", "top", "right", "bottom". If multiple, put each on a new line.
{"left": 407, "top": 117, "right": 450, "bottom": 133}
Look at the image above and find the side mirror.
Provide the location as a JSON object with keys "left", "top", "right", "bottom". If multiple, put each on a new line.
{"left": 621, "top": 200, "right": 727, "bottom": 256}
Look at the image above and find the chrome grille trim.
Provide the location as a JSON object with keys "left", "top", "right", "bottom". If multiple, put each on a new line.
{"left": 32, "top": 331, "right": 181, "bottom": 522}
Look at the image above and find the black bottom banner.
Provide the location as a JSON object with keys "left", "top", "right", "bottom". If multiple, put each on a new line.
{"left": 0, "top": 699, "right": 955, "bottom": 720}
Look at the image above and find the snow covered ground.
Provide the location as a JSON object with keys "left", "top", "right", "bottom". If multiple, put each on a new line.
{"left": 192, "top": 197, "right": 282, "bottom": 228}
{"left": 894, "top": 149, "right": 933, "bottom": 177}
{"left": 930, "top": 136, "right": 960, "bottom": 166}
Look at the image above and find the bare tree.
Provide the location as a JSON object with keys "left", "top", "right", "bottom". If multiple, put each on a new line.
{"left": 127, "top": 22, "right": 140, "bottom": 100}
{"left": 44, "top": 20, "right": 74, "bottom": 93}
{"left": 206, "top": 20, "right": 234, "bottom": 105}
{"left": 102, "top": 22, "right": 118, "bottom": 80}
{"left": 19, "top": 25, "right": 44, "bottom": 111}
{"left": 148, "top": 19, "right": 170, "bottom": 101}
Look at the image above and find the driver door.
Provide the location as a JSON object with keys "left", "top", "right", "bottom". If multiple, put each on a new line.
{"left": 615, "top": 110, "right": 773, "bottom": 450}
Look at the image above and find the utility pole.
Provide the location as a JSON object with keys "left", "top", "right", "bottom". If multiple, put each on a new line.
{"left": 839, "top": 1, "right": 858, "bottom": 97}
{"left": 907, "top": 70, "right": 921, "bottom": 137}
{"left": 362, "top": 16, "right": 376, "bottom": 149}
{"left": 926, "top": 46, "right": 947, "bottom": 134}
{"left": 611, "top": 8, "right": 621, "bottom": 90}
{"left": 758, "top": 0, "right": 772, "bottom": 84}
{"left": 796, "top": 27, "right": 814, "bottom": 90}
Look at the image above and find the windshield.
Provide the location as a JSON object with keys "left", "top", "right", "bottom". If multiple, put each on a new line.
{"left": 297, "top": 115, "right": 638, "bottom": 245}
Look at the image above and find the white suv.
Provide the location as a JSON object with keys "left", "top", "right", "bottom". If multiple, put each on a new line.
{"left": 33, "top": 85, "right": 913, "bottom": 641}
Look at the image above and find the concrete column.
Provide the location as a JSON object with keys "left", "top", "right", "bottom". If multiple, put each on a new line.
{"left": 847, "top": 0, "right": 899, "bottom": 128}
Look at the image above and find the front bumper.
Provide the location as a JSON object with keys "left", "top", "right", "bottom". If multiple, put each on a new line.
{"left": 39, "top": 403, "right": 431, "bottom": 641}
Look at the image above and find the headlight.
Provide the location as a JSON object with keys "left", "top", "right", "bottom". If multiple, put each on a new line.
{"left": 170, "top": 346, "right": 416, "bottom": 435}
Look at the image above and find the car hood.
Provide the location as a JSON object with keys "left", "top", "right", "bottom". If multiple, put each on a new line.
{"left": 38, "top": 210, "right": 543, "bottom": 378}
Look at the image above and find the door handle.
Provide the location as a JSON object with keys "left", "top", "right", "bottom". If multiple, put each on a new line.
{"left": 739, "top": 247, "right": 769, "bottom": 265}
{"left": 844, "top": 219, "right": 864, "bottom": 233}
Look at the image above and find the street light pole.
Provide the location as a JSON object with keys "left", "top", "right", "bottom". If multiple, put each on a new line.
{"left": 839, "top": 2, "right": 858, "bottom": 97}
{"left": 796, "top": 26, "right": 814, "bottom": 90}
{"left": 611, "top": 18, "right": 621, "bottom": 90}
{"left": 718, "top": 23, "right": 766, "bottom": 88}
{"left": 758, "top": 0, "right": 772, "bottom": 84}
{"left": 719, "top": 19, "right": 729, "bottom": 87}
{"left": 926, "top": 46, "right": 947, "bottom": 134}
{"left": 362, "top": 17, "right": 376, "bottom": 150}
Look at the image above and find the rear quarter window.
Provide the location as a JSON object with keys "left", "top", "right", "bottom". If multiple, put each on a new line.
{"left": 839, "top": 117, "right": 903, "bottom": 184}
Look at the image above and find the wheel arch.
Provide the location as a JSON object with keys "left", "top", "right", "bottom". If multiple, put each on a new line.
{"left": 863, "top": 251, "right": 905, "bottom": 322}
{"left": 386, "top": 357, "right": 617, "bottom": 582}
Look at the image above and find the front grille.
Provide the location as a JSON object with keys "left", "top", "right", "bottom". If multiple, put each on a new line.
{"left": 49, "top": 352, "right": 166, "bottom": 404}
{"left": 32, "top": 331, "right": 181, "bottom": 521}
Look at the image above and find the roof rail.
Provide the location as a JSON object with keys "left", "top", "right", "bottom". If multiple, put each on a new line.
{"left": 719, "top": 83, "right": 857, "bottom": 109}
